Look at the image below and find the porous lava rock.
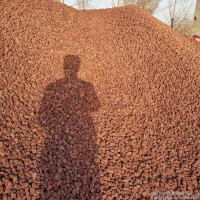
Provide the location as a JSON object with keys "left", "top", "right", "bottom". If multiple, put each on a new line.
{"left": 0, "top": 0, "right": 200, "bottom": 199}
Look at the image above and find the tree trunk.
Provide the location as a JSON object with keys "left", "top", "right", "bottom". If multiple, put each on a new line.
{"left": 193, "top": 0, "right": 200, "bottom": 35}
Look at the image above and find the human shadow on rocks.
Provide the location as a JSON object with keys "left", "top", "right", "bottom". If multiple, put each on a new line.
{"left": 38, "top": 55, "right": 101, "bottom": 200}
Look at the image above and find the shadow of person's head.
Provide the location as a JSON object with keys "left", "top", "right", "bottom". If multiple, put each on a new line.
{"left": 64, "top": 55, "right": 80, "bottom": 78}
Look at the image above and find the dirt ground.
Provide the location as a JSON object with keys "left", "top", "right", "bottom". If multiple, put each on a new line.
{"left": 0, "top": 0, "right": 200, "bottom": 199}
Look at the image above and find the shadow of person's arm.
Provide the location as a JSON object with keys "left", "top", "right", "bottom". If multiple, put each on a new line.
{"left": 84, "top": 83, "right": 100, "bottom": 113}
{"left": 38, "top": 82, "right": 57, "bottom": 128}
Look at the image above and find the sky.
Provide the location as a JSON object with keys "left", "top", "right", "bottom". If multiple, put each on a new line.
{"left": 63, "top": 0, "right": 197, "bottom": 26}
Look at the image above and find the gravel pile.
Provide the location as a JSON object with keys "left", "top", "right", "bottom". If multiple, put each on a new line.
{"left": 1, "top": 0, "right": 200, "bottom": 199}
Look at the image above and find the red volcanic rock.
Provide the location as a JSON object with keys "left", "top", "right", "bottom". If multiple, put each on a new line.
{"left": 30, "top": 187, "right": 36, "bottom": 195}
{"left": 1, "top": 0, "right": 200, "bottom": 199}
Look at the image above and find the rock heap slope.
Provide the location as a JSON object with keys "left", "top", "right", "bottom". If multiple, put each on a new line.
{"left": 0, "top": 0, "right": 200, "bottom": 199}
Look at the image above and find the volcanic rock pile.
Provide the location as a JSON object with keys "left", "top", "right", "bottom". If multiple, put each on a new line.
{"left": 1, "top": 0, "right": 200, "bottom": 199}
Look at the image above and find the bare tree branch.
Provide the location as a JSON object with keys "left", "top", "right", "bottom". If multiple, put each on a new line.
{"left": 164, "top": 0, "right": 195, "bottom": 34}
{"left": 75, "top": 0, "right": 90, "bottom": 9}
{"left": 111, "top": 0, "right": 160, "bottom": 14}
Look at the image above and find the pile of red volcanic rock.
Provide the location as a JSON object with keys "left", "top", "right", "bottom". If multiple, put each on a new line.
{"left": 1, "top": 0, "right": 200, "bottom": 199}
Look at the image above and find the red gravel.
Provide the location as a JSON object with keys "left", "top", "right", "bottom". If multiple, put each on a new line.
{"left": 0, "top": 0, "right": 200, "bottom": 199}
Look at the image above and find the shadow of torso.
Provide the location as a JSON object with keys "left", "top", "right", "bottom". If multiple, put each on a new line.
{"left": 38, "top": 75, "right": 100, "bottom": 199}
